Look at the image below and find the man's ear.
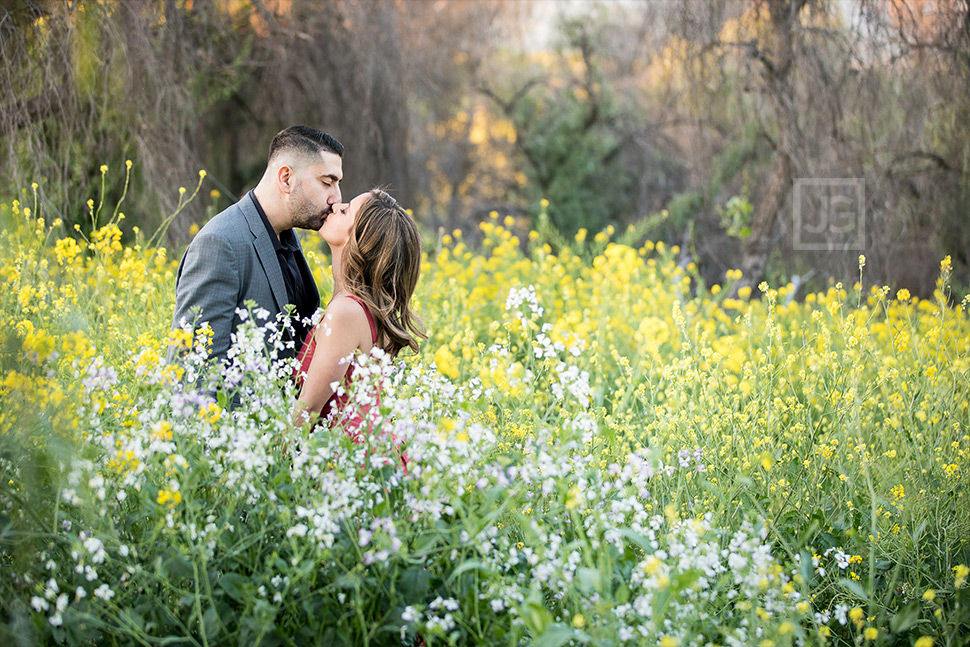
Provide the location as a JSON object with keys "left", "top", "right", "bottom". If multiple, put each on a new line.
{"left": 276, "top": 164, "right": 294, "bottom": 194}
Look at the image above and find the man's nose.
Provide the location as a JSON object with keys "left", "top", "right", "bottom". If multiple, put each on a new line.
{"left": 330, "top": 188, "right": 342, "bottom": 204}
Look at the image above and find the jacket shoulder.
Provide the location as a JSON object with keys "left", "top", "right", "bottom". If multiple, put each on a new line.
{"left": 191, "top": 197, "right": 257, "bottom": 243}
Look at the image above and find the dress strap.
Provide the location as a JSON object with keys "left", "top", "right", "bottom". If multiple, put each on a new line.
{"left": 344, "top": 295, "right": 378, "bottom": 343}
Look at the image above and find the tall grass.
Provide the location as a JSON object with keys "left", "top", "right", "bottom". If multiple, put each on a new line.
{"left": 1, "top": 182, "right": 968, "bottom": 646}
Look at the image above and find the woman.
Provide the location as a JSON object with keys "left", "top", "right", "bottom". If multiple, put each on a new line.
{"left": 292, "top": 188, "right": 425, "bottom": 435}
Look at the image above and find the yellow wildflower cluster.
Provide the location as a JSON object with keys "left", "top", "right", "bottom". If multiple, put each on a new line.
{"left": 2, "top": 191, "right": 968, "bottom": 643}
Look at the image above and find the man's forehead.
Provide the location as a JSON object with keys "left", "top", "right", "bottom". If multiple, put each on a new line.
{"left": 309, "top": 150, "right": 343, "bottom": 179}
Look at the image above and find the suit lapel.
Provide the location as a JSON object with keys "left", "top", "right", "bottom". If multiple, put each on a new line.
{"left": 239, "top": 196, "right": 288, "bottom": 312}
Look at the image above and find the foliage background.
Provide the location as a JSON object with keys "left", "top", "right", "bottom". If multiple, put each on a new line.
{"left": 1, "top": 0, "right": 969, "bottom": 297}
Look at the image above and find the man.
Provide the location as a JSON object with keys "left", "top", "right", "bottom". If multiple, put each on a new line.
{"left": 170, "top": 125, "right": 343, "bottom": 365}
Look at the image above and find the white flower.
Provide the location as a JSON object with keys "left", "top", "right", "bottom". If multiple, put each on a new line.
{"left": 94, "top": 584, "right": 114, "bottom": 601}
{"left": 834, "top": 604, "right": 849, "bottom": 625}
{"left": 286, "top": 523, "right": 308, "bottom": 538}
{"left": 401, "top": 605, "right": 421, "bottom": 623}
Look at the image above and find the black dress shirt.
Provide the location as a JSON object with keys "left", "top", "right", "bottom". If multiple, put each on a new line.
{"left": 249, "top": 191, "right": 318, "bottom": 346}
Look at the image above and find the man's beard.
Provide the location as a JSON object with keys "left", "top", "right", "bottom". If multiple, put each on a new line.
{"left": 290, "top": 183, "right": 329, "bottom": 231}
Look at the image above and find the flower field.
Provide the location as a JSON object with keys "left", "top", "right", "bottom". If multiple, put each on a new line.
{"left": 2, "top": 184, "right": 969, "bottom": 647}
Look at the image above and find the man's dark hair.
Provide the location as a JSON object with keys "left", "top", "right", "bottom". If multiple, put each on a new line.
{"left": 268, "top": 125, "right": 344, "bottom": 162}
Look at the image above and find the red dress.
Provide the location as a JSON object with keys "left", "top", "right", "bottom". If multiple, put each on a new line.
{"left": 295, "top": 295, "right": 380, "bottom": 439}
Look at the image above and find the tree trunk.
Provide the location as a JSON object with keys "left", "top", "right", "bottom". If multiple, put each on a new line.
{"left": 732, "top": 0, "right": 806, "bottom": 295}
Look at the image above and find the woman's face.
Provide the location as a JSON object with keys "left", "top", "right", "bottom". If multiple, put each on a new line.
{"left": 320, "top": 191, "right": 370, "bottom": 248}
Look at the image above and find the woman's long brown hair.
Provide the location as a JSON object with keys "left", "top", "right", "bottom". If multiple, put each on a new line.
{"left": 342, "top": 189, "right": 426, "bottom": 355}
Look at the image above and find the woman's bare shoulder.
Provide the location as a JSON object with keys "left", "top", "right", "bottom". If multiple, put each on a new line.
{"left": 317, "top": 296, "right": 370, "bottom": 336}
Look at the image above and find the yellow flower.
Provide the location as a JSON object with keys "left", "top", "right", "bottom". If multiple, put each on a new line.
{"left": 54, "top": 237, "right": 82, "bottom": 265}
{"left": 659, "top": 636, "right": 679, "bottom": 647}
{"left": 433, "top": 345, "right": 459, "bottom": 380}
{"left": 849, "top": 607, "right": 864, "bottom": 626}
{"left": 156, "top": 486, "right": 182, "bottom": 507}
{"left": 641, "top": 555, "right": 661, "bottom": 576}
{"left": 565, "top": 485, "right": 583, "bottom": 510}
{"left": 954, "top": 564, "right": 968, "bottom": 588}
{"left": 864, "top": 627, "right": 878, "bottom": 641}
{"left": 915, "top": 637, "right": 934, "bottom": 647}
{"left": 151, "top": 421, "right": 173, "bottom": 442}
{"left": 922, "top": 589, "right": 936, "bottom": 602}
{"left": 571, "top": 614, "right": 584, "bottom": 628}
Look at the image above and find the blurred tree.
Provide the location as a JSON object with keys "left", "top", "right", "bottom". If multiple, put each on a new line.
{"left": 861, "top": 0, "right": 970, "bottom": 291}
{"left": 651, "top": 0, "right": 970, "bottom": 294}
{"left": 0, "top": 0, "right": 521, "bottom": 243}
{"left": 396, "top": 0, "right": 523, "bottom": 234}
{"left": 0, "top": 0, "right": 248, "bottom": 231}
{"left": 478, "top": 8, "right": 684, "bottom": 236}
{"left": 732, "top": 0, "right": 807, "bottom": 294}
{"left": 1, "top": 0, "right": 968, "bottom": 294}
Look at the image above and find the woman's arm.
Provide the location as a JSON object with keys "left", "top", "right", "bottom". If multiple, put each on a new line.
{"left": 291, "top": 298, "right": 371, "bottom": 427}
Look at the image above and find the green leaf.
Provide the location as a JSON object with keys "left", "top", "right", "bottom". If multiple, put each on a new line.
{"left": 202, "top": 605, "right": 221, "bottom": 637}
{"left": 521, "top": 587, "right": 552, "bottom": 636}
{"left": 217, "top": 572, "right": 250, "bottom": 602}
{"left": 616, "top": 583, "right": 631, "bottom": 604}
{"left": 399, "top": 567, "right": 430, "bottom": 599}
{"left": 576, "top": 567, "right": 601, "bottom": 594}
{"left": 672, "top": 569, "right": 700, "bottom": 593}
{"left": 534, "top": 623, "right": 581, "bottom": 647}
{"left": 799, "top": 550, "right": 815, "bottom": 586}
{"left": 838, "top": 578, "right": 869, "bottom": 603}
{"left": 889, "top": 601, "right": 921, "bottom": 634}
{"left": 447, "top": 559, "right": 492, "bottom": 584}
{"left": 162, "top": 550, "right": 194, "bottom": 579}
{"left": 334, "top": 572, "right": 362, "bottom": 590}
{"left": 615, "top": 528, "right": 653, "bottom": 552}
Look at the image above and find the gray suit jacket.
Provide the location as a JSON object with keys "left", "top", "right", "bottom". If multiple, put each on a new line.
{"left": 169, "top": 194, "right": 319, "bottom": 364}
